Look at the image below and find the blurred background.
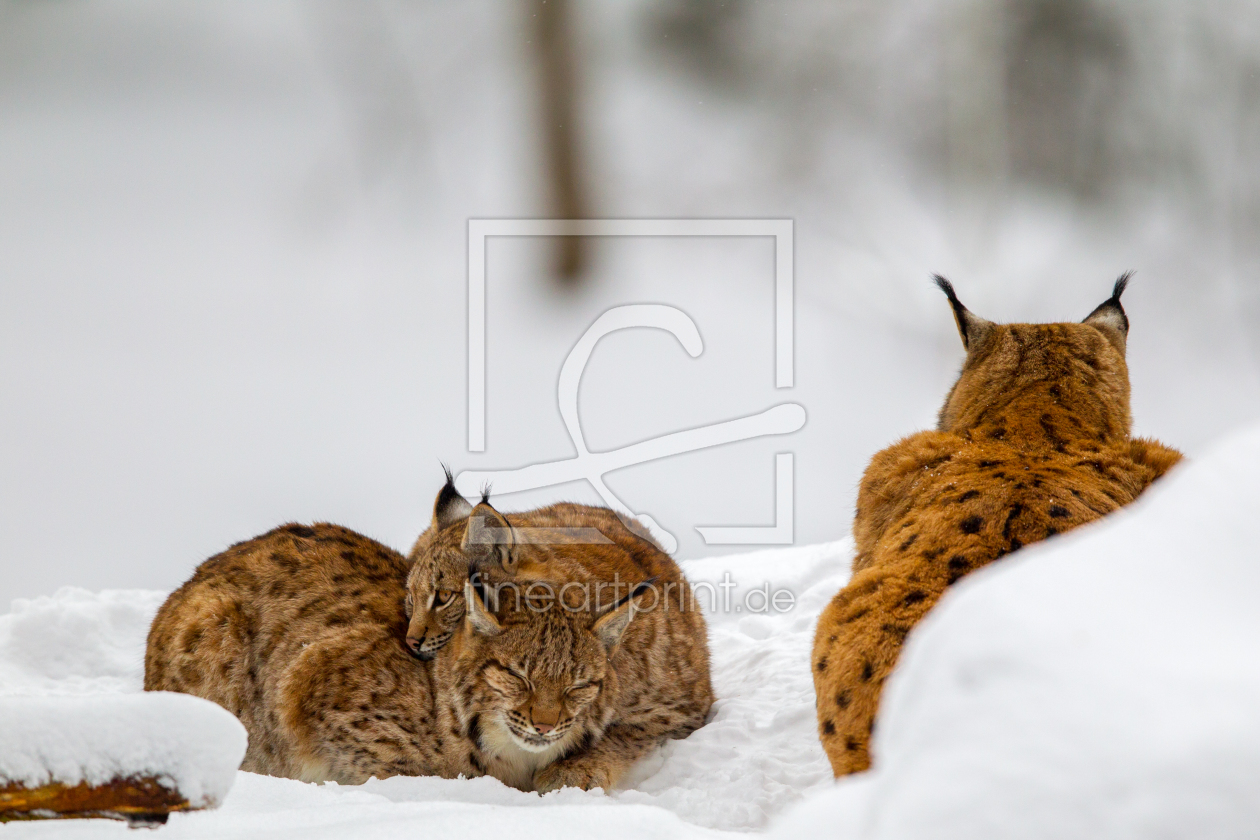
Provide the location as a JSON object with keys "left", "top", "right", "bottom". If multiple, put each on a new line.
{"left": 3, "top": 0, "right": 1260, "bottom": 605}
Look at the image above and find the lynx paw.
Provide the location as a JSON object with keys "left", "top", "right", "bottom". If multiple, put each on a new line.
{"left": 534, "top": 760, "right": 612, "bottom": 793}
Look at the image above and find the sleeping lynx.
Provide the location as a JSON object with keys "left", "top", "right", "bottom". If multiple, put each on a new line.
{"left": 812, "top": 275, "right": 1183, "bottom": 776}
{"left": 402, "top": 473, "right": 672, "bottom": 661}
{"left": 145, "top": 499, "right": 712, "bottom": 790}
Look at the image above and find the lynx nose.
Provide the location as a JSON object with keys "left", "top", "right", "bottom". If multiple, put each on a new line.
{"left": 405, "top": 636, "right": 434, "bottom": 660}
{"left": 533, "top": 722, "right": 554, "bottom": 735}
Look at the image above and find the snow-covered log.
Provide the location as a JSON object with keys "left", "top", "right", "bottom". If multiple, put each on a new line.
{"left": 0, "top": 693, "right": 246, "bottom": 825}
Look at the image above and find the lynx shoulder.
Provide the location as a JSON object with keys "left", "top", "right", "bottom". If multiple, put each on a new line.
{"left": 813, "top": 275, "right": 1182, "bottom": 777}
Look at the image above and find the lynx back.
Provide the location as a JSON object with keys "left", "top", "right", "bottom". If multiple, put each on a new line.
{"left": 812, "top": 276, "right": 1182, "bottom": 776}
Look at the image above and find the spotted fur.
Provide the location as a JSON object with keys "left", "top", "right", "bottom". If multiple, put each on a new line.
{"left": 145, "top": 511, "right": 712, "bottom": 791}
{"left": 143, "top": 524, "right": 433, "bottom": 783}
{"left": 403, "top": 476, "right": 671, "bottom": 660}
{"left": 812, "top": 276, "right": 1183, "bottom": 776}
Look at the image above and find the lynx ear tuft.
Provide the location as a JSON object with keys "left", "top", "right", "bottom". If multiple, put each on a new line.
{"left": 433, "top": 467, "right": 474, "bottom": 530}
{"left": 934, "top": 275, "right": 995, "bottom": 351}
{"left": 1082, "top": 271, "right": 1131, "bottom": 353}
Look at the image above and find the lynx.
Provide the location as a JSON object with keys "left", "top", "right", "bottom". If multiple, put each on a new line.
{"left": 812, "top": 275, "right": 1183, "bottom": 777}
{"left": 402, "top": 473, "right": 671, "bottom": 661}
{"left": 145, "top": 511, "right": 713, "bottom": 791}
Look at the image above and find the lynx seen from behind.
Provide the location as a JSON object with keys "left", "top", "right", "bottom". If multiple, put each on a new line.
{"left": 812, "top": 275, "right": 1183, "bottom": 776}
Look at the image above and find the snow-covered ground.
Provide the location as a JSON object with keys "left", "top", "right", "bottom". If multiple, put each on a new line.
{"left": 3, "top": 422, "right": 1260, "bottom": 837}
{"left": 772, "top": 423, "right": 1260, "bottom": 839}
{"left": 0, "top": 539, "right": 850, "bottom": 837}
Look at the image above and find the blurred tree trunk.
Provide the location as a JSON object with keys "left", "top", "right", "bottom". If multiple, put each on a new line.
{"left": 534, "top": 0, "right": 587, "bottom": 284}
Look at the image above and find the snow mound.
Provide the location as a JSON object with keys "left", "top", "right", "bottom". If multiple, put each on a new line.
{"left": 0, "top": 542, "right": 852, "bottom": 835}
{"left": 774, "top": 423, "right": 1260, "bottom": 839}
{"left": 0, "top": 587, "right": 162, "bottom": 695}
{"left": 0, "top": 590, "right": 246, "bottom": 811}
{"left": 0, "top": 692, "right": 247, "bottom": 808}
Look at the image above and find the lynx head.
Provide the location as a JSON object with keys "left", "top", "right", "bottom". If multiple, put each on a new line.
{"left": 934, "top": 274, "right": 1134, "bottom": 441}
{"left": 403, "top": 472, "right": 521, "bottom": 660}
{"left": 447, "top": 579, "right": 647, "bottom": 757}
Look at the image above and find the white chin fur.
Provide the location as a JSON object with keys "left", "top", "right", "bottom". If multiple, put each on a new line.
{"left": 511, "top": 730, "right": 560, "bottom": 753}
{"left": 478, "top": 714, "right": 577, "bottom": 791}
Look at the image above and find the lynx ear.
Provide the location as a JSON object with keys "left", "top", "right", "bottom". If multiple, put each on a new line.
{"left": 464, "top": 580, "right": 502, "bottom": 637}
{"left": 934, "top": 275, "right": 995, "bottom": 351}
{"left": 592, "top": 579, "right": 655, "bottom": 653}
{"left": 433, "top": 466, "right": 474, "bottom": 530}
{"left": 1082, "top": 272, "right": 1131, "bottom": 354}
{"left": 462, "top": 500, "right": 518, "bottom": 575}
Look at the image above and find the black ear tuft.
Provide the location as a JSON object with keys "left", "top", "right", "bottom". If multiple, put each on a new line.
{"left": 433, "top": 468, "right": 474, "bottom": 530}
{"left": 441, "top": 461, "right": 455, "bottom": 486}
{"left": 934, "top": 275, "right": 967, "bottom": 330}
{"left": 1083, "top": 272, "right": 1132, "bottom": 340}
{"left": 933, "top": 274, "right": 959, "bottom": 306}
{"left": 479, "top": 482, "right": 492, "bottom": 506}
{"left": 933, "top": 274, "right": 994, "bottom": 351}
{"left": 1112, "top": 270, "right": 1132, "bottom": 302}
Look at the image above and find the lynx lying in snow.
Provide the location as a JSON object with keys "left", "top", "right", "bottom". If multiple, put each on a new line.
{"left": 145, "top": 498, "right": 712, "bottom": 791}
{"left": 812, "top": 275, "right": 1183, "bottom": 777}
{"left": 402, "top": 473, "right": 671, "bottom": 660}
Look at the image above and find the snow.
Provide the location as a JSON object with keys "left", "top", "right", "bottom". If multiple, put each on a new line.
{"left": 0, "top": 693, "right": 246, "bottom": 809}
{"left": 0, "top": 591, "right": 246, "bottom": 809}
{"left": 0, "top": 589, "right": 244, "bottom": 811}
{"left": 4, "top": 426, "right": 1260, "bottom": 836}
{"left": 0, "top": 588, "right": 164, "bottom": 696}
{"left": 0, "top": 543, "right": 849, "bottom": 836}
{"left": 772, "top": 423, "right": 1260, "bottom": 840}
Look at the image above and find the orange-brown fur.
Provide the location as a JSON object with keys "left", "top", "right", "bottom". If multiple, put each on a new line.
{"left": 145, "top": 501, "right": 713, "bottom": 791}
{"left": 813, "top": 277, "right": 1182, "bottom": 776}
{"left": 144, "top": 524, "right": 429, "bottom": 782}
{"left": 403, "top": 488, "right": 674, "bottom": 660}
{"left": 400, "top": 490, "right": 714, "bottom": 790}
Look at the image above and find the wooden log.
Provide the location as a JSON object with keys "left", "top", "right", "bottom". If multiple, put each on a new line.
{"left": 0, "top": 775, "right": 193, "bottom": 827}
